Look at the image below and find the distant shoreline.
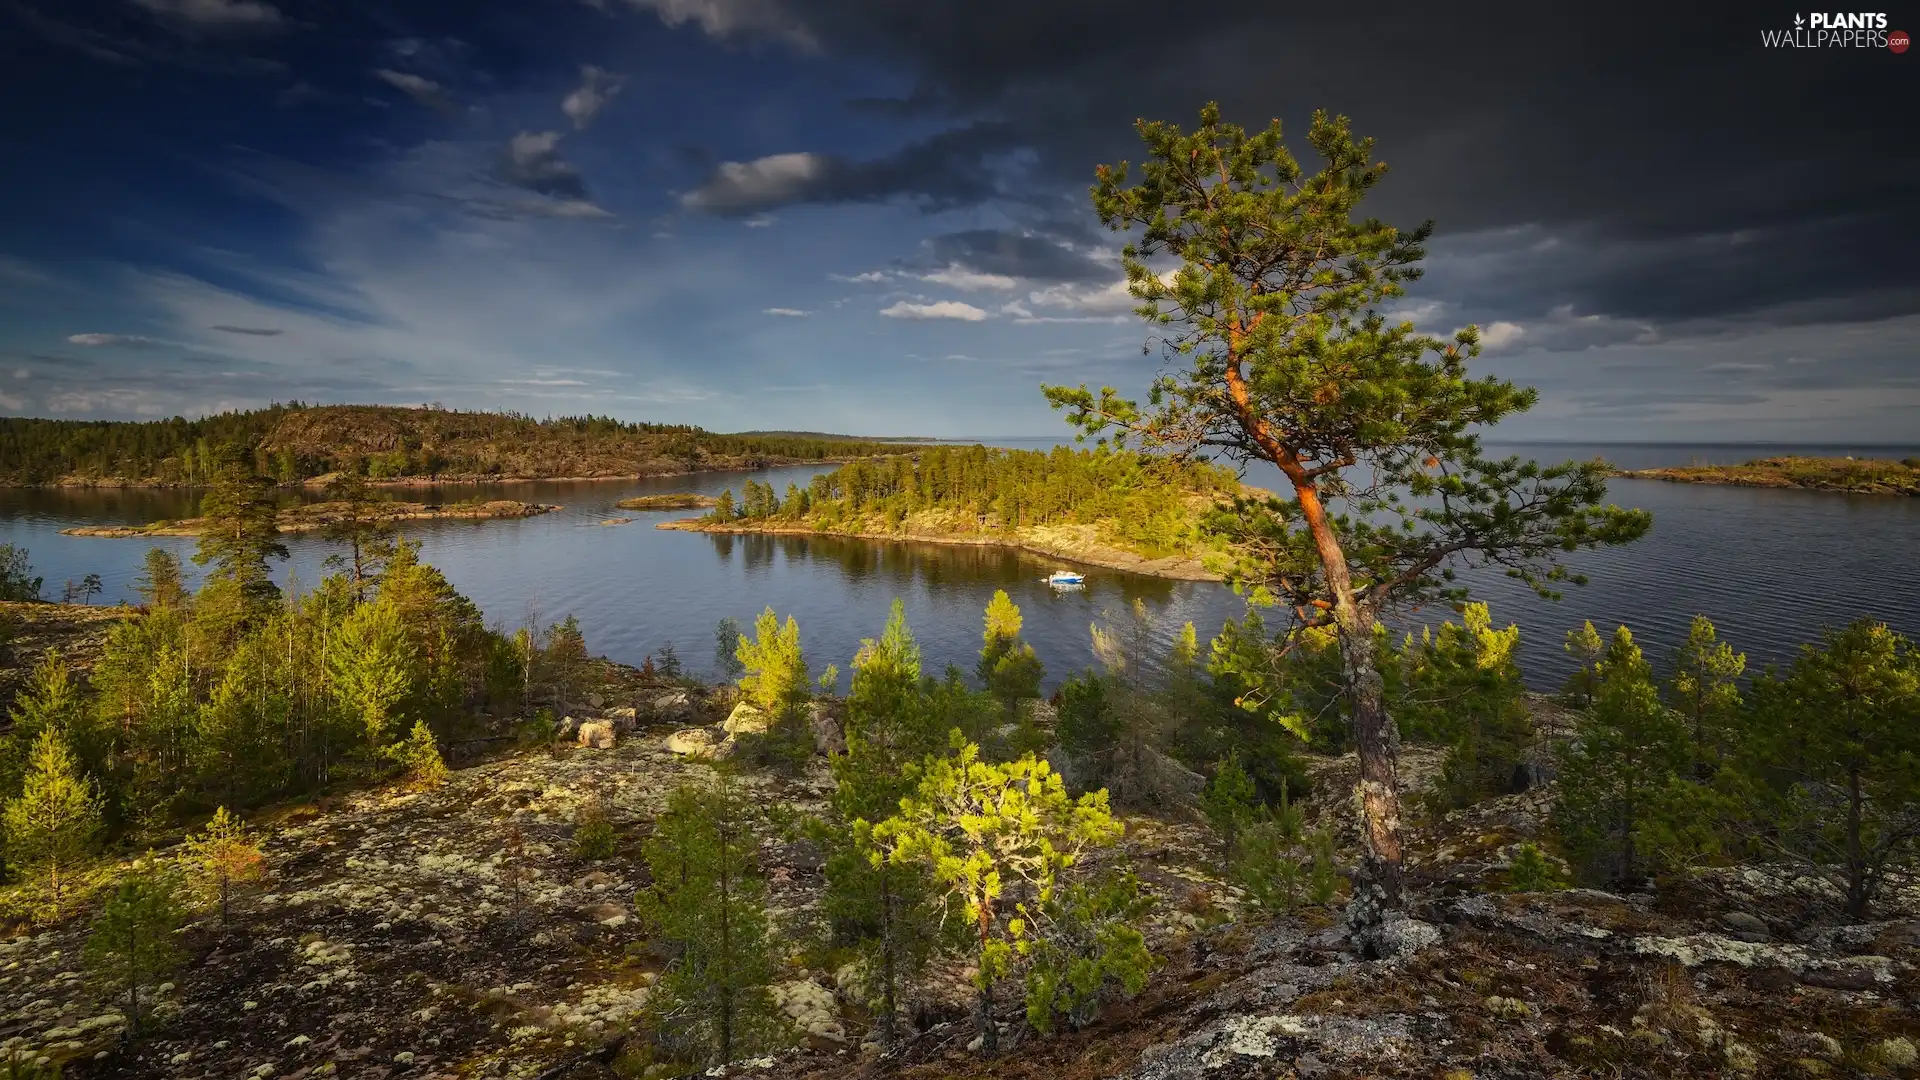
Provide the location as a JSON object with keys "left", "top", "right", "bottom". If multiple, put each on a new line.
{"left": 0, "top": 454, "right": 910, "bottom": 493}
{"left": 1617, "top": 455, "right": 1920, "bottom": 496}
{"left": 61, "top": 499, "right": 559, "bottom": 538}
{"left": 656, "top": 517, "right": 1219, "bottom": 581}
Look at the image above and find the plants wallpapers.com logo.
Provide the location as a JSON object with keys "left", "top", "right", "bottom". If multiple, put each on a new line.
{"left": 1761, "top": 11, "right": 1909, "bottom": 48}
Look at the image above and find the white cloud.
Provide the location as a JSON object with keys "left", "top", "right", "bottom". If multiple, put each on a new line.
{"left": 562, "top": 65, "right": 626, "bottom": 129}
{"left": 1704, "top": 361, "right": 1771, "bottom": 372}
{"left": 67, "top": 333, "right": 158, "bottom": 347}
{"left": 1479, "top": 320, "right": 1525, "bottom": 350}
{"left": 832, "top": 270, "right": 891, "bottom": 284}
{"left": 917, "top": 265, "right": 1017, "bottom": 291}
{"left": 763, "top": 307, "right": 809, "bottom": 317}
{"left": 880, "top": 300, "right": 988, "bottom": 322}
{"left": 679, "top": 152, "right": 832, "bottom": 214}
{"left": 130, "top": 0, "right": 286, "bottom": 31}
{"left": 0, "top": 391, "right": 24, "bottom": 411}
{"left": 744, "top": 214, "right": 777, "bottom": 228}
{"left": 375, "top": 69, "right": 452, "bottom": 111}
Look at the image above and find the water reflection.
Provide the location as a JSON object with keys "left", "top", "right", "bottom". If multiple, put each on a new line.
{"left": 1, "top": 448, "right": 1916, "bottom": 692}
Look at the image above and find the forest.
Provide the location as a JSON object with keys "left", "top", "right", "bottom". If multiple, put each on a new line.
{"left": 705, "top": 444, "right": 1241, "bottom": 559}
{"left": 0, "top": 404, "right": 920, "bottom": 486}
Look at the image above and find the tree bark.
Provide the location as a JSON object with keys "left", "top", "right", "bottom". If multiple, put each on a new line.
{"left": 1336, "top": 609, "right": 1405, "bottom": 919}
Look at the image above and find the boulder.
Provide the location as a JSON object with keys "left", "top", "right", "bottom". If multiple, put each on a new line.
{"left": 770, "top": 979, "right": 844, "bottom": 1044}
{"left": 587, "top": 693, "right": 606, "bottom": 709}
{"left": 556, "top": 715, "right": 580, "bottom": 737}
{"left": 644, "top": 689, "right": 695, "bottom": 724}
{"left": 666, "top": 728, "right": 721, "bottom": 757}
{"left": 603, "top": 706, "right": 639, "bottom": 733}
{"left": 809, "top": 702, "right": 845, "bottom": 756}
{"left": 724, "top": 702, "right": 770, "bottom": 736}
{"left": 577, "top": 722, "right": 616, "bottom": 749}
{"left": 1721, "top": 911, "right": 1771, "bottom": 942}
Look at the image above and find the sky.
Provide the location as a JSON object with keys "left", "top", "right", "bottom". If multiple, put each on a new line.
{"left": 0, "top": 1, "right": 1915, "bottom": 441}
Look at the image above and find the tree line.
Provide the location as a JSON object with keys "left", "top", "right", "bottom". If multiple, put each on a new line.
{"left": 0, "top": 404, "right": 921, "bottom": 485}
{"left": 707, "top": 444, "right": 1239, "bottom": 557}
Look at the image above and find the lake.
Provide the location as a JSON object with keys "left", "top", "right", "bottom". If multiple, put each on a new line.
{"left": 3, "top": 441, "right": 1917, "bottom": 693}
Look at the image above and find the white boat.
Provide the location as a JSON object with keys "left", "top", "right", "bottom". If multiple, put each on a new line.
{"left": 1046, "top": 570, "right": 1086, "bottom": 587}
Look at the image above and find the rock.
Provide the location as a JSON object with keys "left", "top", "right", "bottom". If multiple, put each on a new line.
{"left": 644, "top": 689, "right": 695, "bottom": 724}
{"left": 1721, "top": 911, "right": 1771, "bottom": 942}
{"left": 724, "top": 702, "right": 770, "bottom": 736}
{"left": 577, "top": 722, "right": 616, "bottom": 749}
{"left": 604, "top": 705, "right": 639, "bottom": 732}
{"left": 666, "top": 728, "right": 721, "bottom": 757}
{"left": 1877, "top": 1037, "right": 1918, "bottom": 1068}
{"left": 1352, "top": 912, "right": 1440, "bottom": 960}
{"left": 770, "top": 979, "right": 844, "bottom": 1043}
{"left": 810, "top": 702, "right": 845, "bottom": 756}
{"left": 587, "top": 693, "right": 606, "bottom": 709}
{"left": 583, "top": 902, "right": 627, "bottom": 927}
{"left": 556, "top": 715, "right": 579, "bottom": 737}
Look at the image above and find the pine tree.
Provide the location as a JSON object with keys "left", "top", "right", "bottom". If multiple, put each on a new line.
{"left": 1, "top": 650, "right": 89, "bottom": 799}
{"left": 0, "top": 544, "right": 41, "bottom": 601}
{"left": 1669, "top": 615, "right": 1745, "bottom": 777}
{"left": 977, "top": 590, "right": 1044, "bottom": 715}
{"left": 543, "top": 615, "right": 589, "bottom": 716}
{"left": 1735, "top": 619, "right": 1920, "bottom": 918}
{"left": 3, "top": 728, "right": 103, "bottom": 920}
{"left": 192, "top": 457, "right": 288, "bottom": 603}
{"left": 1022, "top": 870, "right": 1153, "bottom": 1035}
{"left": 637, "top": 779, "right": 785, "bottom": 1068}
{"left": 713, "top": 618, "right": 745, "bottom": 683}
{"left": 823, "top": 601, "right": 947, "bottom": 1045}
{"left": 1048, "top": 103, "right": 1650, "bottom": 923}
{"left": 134, "top": 548, "right": 187, "bottom": 611}
{"left": 389, "top": 720, "right": 449, "bottom": 788}
{"left": 1561, "top": 621, "right": 1605, "bottom": 709}
{"left": 318, "top": 473, "right": 395, "bottom": 601}
{"left": 327, "top": 599, "right": 415, "bottom": 750}
{"left": 84, "top": 865, "right": 185, "bottom": 1034}
{"left": 1200, "top": 752, "right": 1258, "bottom": 873}
{"left": 877, "top": 737, "right": 1126, "bottom": 1055}
{"left": 181, "top": 807, "right": 265, "bottom": 926}
{"left": 736, "top": 607, "right": 807, "bottom": 715}
{"left": 1235, "top": 780, "right": 1340, "bottom": 913}
{"left": 1401, "top": 603, "right": 1533, "bottom": 809}
{"left": 1553, "top": 626, "right": 1692, "bottom": 884}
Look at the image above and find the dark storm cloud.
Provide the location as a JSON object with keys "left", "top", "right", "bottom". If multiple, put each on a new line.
{"left": 903, "top": 229, "right": 1110, "bottom": 284}
{"left": 676, "top": 0, "right": 1916, "bottom": 337}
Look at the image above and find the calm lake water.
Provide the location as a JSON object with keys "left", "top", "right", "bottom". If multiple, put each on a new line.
{"left": 2, "top": 441, "right": 1917, "bottom": 692}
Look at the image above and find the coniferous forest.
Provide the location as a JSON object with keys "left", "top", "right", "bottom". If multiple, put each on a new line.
{"left": 703, "top": 445, "right": 1241, "bottom": 560}
{"left": 0, "top": 405, "right": 923, "bottom": 487}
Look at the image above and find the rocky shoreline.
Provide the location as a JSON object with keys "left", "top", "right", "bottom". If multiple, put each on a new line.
{"left": 656, "top": 518, "right": 1219, "bottom": 581}
{"left": 58, "top": 499, "right": 559, "bottom": 538}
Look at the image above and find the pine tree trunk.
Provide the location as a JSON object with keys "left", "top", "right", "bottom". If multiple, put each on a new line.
{"left": 975, "top": 914, "right": 997, "bottom": 1055}
{"left": 1846, "top": 765, "right": 1868, "bottom": 919}
{"left": 1337, "top": 607, "right": 1405, "bottom": 923}
{"left": 877, "top": 869, "right": 898, "bottom": 1047}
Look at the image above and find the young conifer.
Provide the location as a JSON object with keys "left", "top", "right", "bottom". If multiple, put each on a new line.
{"left": 3, "top": 728, "right": 103, "bottom": 920}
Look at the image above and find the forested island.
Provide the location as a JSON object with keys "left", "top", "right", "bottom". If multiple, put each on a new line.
{"left": 616, "top": 493, "right": 717, "bottom": 511}
{"left": 0, "top": 404, "right": 923, "bottom": 488}
{"left": 1621, "top": 455, "right": 1920, "bottom": 495}
{"left": 59, "top": 498, "right": 557, "bottom": 538}
{"left": 659, "top": 445, "right": 1244, "bottom": 580}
